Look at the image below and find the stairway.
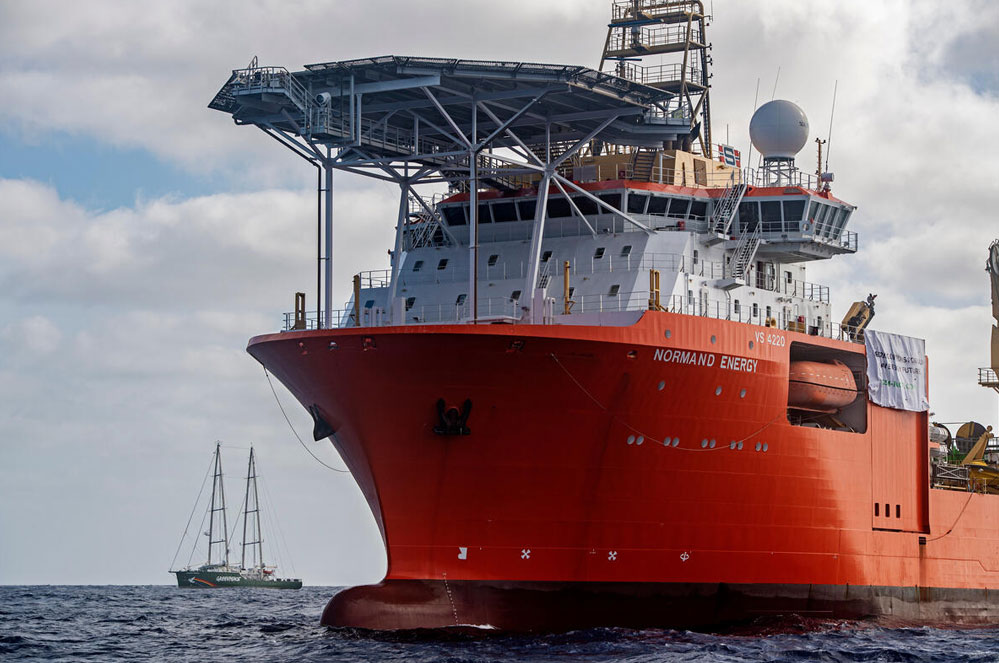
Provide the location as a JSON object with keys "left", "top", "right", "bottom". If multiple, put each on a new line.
{"left": 709, "top": 180, "right": 747, "bottom": 236}
{"left": 631, "top": 148, "right": 658, "bottom": 182}
{"left": 730, "top": 224, "right": 762, "bottom": 282}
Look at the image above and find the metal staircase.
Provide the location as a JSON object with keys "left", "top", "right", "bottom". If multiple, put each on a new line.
{"left": 709, "top": 179, "right": 747, "bottom": 236}
{"left": 631, "top": 148, "right": 658, "bottom": 182}
{"left": 729, "top": 224, "right": 762, "bottom": 282}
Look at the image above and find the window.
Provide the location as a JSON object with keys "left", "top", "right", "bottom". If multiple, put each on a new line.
{"left": 442, "top": 205, "right": 466, "bottom": 226}
{"left": 488, "top": 254, "right": 499, "bottom": 267}
{"left": 492, "top": 201, "right": 518, "bottom": 223}
{"left": 752, "top": 302, "right": 759, "bottom": 317}
{"left": 608, "top": 285, "right": 620, "bottom": 297}
{"left": 598, "top": 193, "right": 622, "bottom": 211}
{"left": 647, "top": 195, "right": 669, "bottom": 215}
{"left": 477, "top": 202, "right": 492, "bottom": 223}
{"left": 693, "top": 250, "right": 699, "bottom": 265}
{"left": 455, "top": 294, "right": 467, "bottom": 306}
{"left": 785, "top": 270, "right": 793, "bottom": 284}
{"left": 412, "top": 260, "right": 424, "bottom": 272}
{"left": 594, "top": 247, "right": 605, "bottom": 259}
{"left": 541, "top": 250, "right": 552, "bottom": 263}
{"left": 405, "top": 296, "right": 416, "bottom": 311}
{"left": 574, "top": 195, "right": 598, "bottom": 215}
{"left": 688, "top": 289, "right": 694, "bottom": 305}
{"left": 689, "top": 200, "right": 707, "bottom": 219}
{"left": 738, "top": 201, "right": 760, "bottom": 232}
{"left": 364, "top": 299, "right": 375, "bottom": 309}
{"left": 875, "top": 503, "right": 879, "bottom": 517}
{"left": 783, "top": 200, "right": 806, "bottom": 231}
{"left": 766, "top": 305, "right": 772, "bottom": 319}
{"left": 568, "top": 287, "right": 575, "bottom": 298}
{"left": 547, "top": 196, "right": 572, "bottom": 218}
{"left": 627, "top": 193, "right": 649, "bottom": 214}
{"left": 734, "top": 300, "right": 741, "bottom": 315}
{"left": 510, "top": 290, "right": 521, "bottom": 301}
{"left": 761, "top": 201, "right": 782, "bottom": 231}
{"left": 620, "top": 245, "right": 632, "bottom": 258}
{"left": 896, "top": 504, "right": 901, "bottom": 518}
{"left": 667, "top": 198, "right": 690, "bottom": 218}
{"left": 517, "top": 199, "right": 537, "bottom": 220}
{"left": 437, "top": 258, "right": 449, "bottom": 270}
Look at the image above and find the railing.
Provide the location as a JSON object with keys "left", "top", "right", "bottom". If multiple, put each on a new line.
{"left": 980, "top": 368, "right": 999, "bottom": 387}
{"left": 613, "top": 61, "right": 704, "bottom": 89}
{"left": 357, "top": 270, "right": 391, "bottom": 289}
{"left": 230, "top": 66, "right": 309, "bottom": 113}
{"left": 611, "top": 0, "right": 702, "bottom": 22}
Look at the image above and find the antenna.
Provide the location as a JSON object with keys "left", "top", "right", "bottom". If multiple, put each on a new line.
{"left": 825, "top": 80, "right": 838, "bottom": 172}
{"left": 746, "top": 77, "right": 761, "bottom": 168}
{"left": 771, "top": 66, "right": 781, "bottom": 101}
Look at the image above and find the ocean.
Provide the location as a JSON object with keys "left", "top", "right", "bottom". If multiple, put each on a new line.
{"left": 2, "top": 585, "right": 998, "bottom": 662}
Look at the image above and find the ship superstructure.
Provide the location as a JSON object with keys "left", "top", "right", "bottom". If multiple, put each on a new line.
{"left": 207, "top": 1, "right": 998, "bottom": 631}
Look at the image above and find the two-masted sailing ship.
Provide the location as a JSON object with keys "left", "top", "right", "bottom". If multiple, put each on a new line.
{"left": 172, "top": 444, "right": 302, "bottom": 589}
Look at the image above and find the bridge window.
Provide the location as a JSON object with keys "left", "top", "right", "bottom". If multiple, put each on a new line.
{"left": 689, "top": 199, "right": 707, "bottom": 219}
{"left": 599, "top": 193, "right": 622, "bottom": 211}
{"left": 627, "top": 193, "right": 649, "bottom": 214}
{"left": 647, "top": 195, "right": 669, "bottom": 215}
{"left": 437, "top": 259, "right": 449, "bottom": 270}
{"left": 412, "top": 260, "right": 424, "bottom": 272}
{"left": 441, "top": 205, "right": 466, "bottom": 226}
{"left": 477, "top": 202, "right": 492, "bottom": 223}
{"left": 547, "top": 196, "right": 572, "bottom": 218}
{"left": 517, "top": 199, "right": 537, "bottom": 220}
{"left": 761, "top": 201, "right": 782, "bottom": 232}
{"left": 783, "top": 200, "right": 805, "bottom": 231}
{"left": 808, "top": 200, "right": 819, "bottom": 223}
{"left": 493, "top": 201, "right": 518, "bottom": 222}
{"left": 738, "top": 201, "right": 760, "bottom": 232}
{"left": 574, "top": 195, "right": 598, "bottom": 215}
{"left": 667, "top": 198, "right": 689, "bottom": 218}
{"left": 488, "top": 254, "right": 499, "bottom": 267}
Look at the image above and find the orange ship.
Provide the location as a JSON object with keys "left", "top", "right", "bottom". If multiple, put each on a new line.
{"left": 212, "top": 1, "right": 999, "bottom": 630}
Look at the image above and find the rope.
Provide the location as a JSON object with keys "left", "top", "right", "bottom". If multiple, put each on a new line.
{"left": 549, "top": 352, "right": 781, "bottom": 451}
{"left": 924, "top": 490, "right": 975, "bottom": 543}
{"left": 263, "top": 367, "right": 350, "bottom": 473}
{"left": 169, "top": 452, "right": 215, "bottom": 572}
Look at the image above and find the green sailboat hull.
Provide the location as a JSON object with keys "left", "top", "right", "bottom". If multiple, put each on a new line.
{"left": 175, "top": 570, "right": 302, "bottom": 589}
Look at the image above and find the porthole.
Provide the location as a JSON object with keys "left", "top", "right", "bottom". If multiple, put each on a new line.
{"left": 657, "top": 380, "right": 666, "bottom": 391}
{"left": 710, "top": 335, "right": 717, "bottom": 344}
{"left": 665, "top": 329, "right": 672, "bottom": 339}
{"left": 748, "top": 340, "right": 755, "bottom": 350}
{"left": 701, "top": 439, "right": 708, "bottom": 448}
{"left": 763, "top": 443, "right": 769, "bottom": 452}
{"left": 627, "top": 435, "right": 635, "bottom": 445}
{"left": 672, "top": 438, "right": 679, "bottom": 447}
{"left": 729, "top": 441, "right": 736, "bottom": 449}
{"left": 715, "top": 386, "right": 722, "bottom": 396}
{"left": 737, "top": 442, "right": 743, "bottom": 450}
{"left": 755, "top": 442, "right": 762, "bottom": 451}
{"left": 739, "top": 388, "right": 747, "bottom": 398}
{"left": 709, "top": 439, "right": 716, "bottom": 449}
{"left": 663, "top": 437, "right": 672, "bottom": 446}
{"left": 636, "top": 436, "right": 644, "bottom": 446}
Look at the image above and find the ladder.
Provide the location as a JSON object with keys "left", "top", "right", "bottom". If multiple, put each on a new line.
{"left": 730, "top": 224, "right": 762, "bottom": 282}
{"left": 709, "top": 179, "right": 747, "bottom": 236}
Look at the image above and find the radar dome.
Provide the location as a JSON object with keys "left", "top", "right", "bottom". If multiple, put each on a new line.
{"left": 749, "top": 100, "right": 809, "bottom": 159}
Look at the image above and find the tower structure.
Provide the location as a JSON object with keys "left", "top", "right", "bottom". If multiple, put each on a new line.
{"left": 599, "top": 0, "right": 712, "bottom": 155}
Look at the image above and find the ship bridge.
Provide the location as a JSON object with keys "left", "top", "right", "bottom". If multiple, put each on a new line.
{"left": 210, "top": 55, "right": 697, "bottom": 326}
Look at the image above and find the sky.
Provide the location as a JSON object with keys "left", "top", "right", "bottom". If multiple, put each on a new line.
{"left": 1, "top": 0, "right": 997, "bottom": 587}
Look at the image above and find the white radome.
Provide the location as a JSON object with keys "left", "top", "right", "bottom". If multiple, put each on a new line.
{"left": 749, "top": 99, "right": 809, "bottom": 159}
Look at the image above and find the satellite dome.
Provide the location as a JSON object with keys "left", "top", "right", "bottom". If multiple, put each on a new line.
{"left": 749, "top": 100, "right": 809, "bottom": 159}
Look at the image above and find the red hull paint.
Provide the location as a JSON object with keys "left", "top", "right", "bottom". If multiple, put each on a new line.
{"left": 248, "top": 312, "right": 999, "bottom": 630}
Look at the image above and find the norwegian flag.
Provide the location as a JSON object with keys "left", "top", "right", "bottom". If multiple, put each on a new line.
{"left": 716, "top": 144, "right": 741, "bottom": 167}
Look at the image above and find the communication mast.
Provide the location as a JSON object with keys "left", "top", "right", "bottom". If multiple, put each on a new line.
{"left": 600, "top": 0, "right": 713, "bottom": 155}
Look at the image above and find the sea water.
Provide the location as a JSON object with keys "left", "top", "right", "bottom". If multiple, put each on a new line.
{"left": 3, "top": 585, "right": 999, "bottom": 662}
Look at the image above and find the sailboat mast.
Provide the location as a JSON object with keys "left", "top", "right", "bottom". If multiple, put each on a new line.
{"left": 241, "top": 447, "right": 264, "bottom": 569}
{"left": 207, "top": 442, "right": 230, "bottom": 567}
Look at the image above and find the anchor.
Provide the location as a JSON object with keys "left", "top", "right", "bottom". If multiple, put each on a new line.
{"left": 433, "top": 398, "right": 472, "bottom": 436}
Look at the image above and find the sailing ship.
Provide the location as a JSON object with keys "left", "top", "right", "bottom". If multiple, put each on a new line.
{"left": 206, "top": 1, "right": 999, "bottom": 630}
{"left": 172, "top": 443, "right": 302, "bottom": 589}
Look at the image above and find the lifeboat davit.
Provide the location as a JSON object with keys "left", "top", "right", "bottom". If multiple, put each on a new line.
{"left": 787, "top": 360, "right": 858, "bottom": 412}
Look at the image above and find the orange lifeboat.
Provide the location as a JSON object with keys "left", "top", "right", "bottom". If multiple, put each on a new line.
{"left": 787, "top": 360, "right": 858, "bottom": 412}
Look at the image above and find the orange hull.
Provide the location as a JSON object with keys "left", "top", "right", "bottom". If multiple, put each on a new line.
{"left": 249, "top": 311, "right": 999, "bottom": 629}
